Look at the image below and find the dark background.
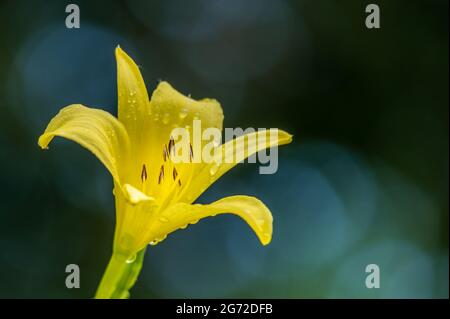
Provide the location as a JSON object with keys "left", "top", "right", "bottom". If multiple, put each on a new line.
{"left": 0, "top": 0, "right": 448, "bottom": 298}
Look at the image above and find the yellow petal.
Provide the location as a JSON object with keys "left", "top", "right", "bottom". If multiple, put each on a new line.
{"left": 38, "top": 104, "right": 130, "bottom": 186}
{"left": 179, "top": 129, "right": 293, "bottom": 203}
{"left": 116, "top": 46, "right": 151, "bottom": 148}
{"left": 148, "top": 195, "right": 273, "bottom": 246}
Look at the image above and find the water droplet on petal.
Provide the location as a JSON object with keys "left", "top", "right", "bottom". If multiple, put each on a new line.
{"left": 190, "top": 219, "right": 199, "bottom": 225}
{"left": 179, "top": 108, "right": 188, "bottom": 119}
{"left": 126, "top": 254, "right": 136, "bottom": 263}
{"left": 180, "top": 225, "right": 188, "bottom": 230}
{"left": 159, "top": 216, "right": 169, "bottom": 223}
{"left": 162, "top": 113, "right": 170, "bottom": 124}
{"left": 149, "top": 241, "right": 158, "bottom": 246}
{"left": 209, "top": 163, "right": 220, "bottom": 176}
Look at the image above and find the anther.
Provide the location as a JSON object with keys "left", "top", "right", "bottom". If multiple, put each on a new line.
{"left": 172, "top": 167, "right": 178, "bottom": 180}
{"left": 189, "top": 143, "right": 194, "bottom": 161}
{"left": 168, "top": 137, "right": 175, "bottom": 155}
{"left": 158, "top": 165, "right": 165, "bottom": 184}
{"left": 163, "top": 145, "right": 168, "bottom": 162}
{"left": 141, "top": 164, "right": 147, "bottom": 182}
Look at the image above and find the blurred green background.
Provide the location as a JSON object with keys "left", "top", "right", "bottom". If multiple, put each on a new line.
{"left": 0, "top": 0, "right": 448, "bottom": 298}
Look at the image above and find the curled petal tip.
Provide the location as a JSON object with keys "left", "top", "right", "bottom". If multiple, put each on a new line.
{"left": 260, "top": 227, "right": 272, "bottom": 246}
{"left": 285, "top": 133, "right": 293, "bottom": 141}
{"left": 37, "top": 134, "right": 50, "bottom": 150}
{"left": 262, "top": 239, "right": 271, "bottom": 246}
{"left": 277, "top": 130, "right": 293, "bottom": 144}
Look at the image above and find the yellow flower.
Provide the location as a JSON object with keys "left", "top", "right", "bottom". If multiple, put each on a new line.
{"left": 38, "top": 47, "right": 292, "bottom": 298}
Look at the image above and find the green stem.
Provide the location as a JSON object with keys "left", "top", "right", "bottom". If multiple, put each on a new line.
{"left": 95, "top": 248, "right": 146, "bottom": 299}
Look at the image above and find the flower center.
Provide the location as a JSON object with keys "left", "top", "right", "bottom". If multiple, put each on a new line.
{"left": 139, "top": 136, "right": 196, "bottom": 207}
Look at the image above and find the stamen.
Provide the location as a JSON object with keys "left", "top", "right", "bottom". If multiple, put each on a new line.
{"left": 158, "top": 165, "right": 165, "bottom": 184}
{"left": 168, "top": 136, "right": 175, "bottom": 156}
{"left": 189, "top": 143, "right": 194, "bottom": 161}
{"left": 141, "top": 164, "right": 147, "bottom": 182}
{"left": 163, "top": 145, "right": 168, "bottom": 162}
{"left": 173, "top": 167, "right": 178, "bottom": 180}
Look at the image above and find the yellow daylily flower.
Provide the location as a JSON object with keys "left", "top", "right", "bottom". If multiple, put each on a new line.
{"left": 38, "top": 47, "right": 292, "bottom": 298}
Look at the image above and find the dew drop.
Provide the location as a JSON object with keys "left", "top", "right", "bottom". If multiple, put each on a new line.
{"left": 180, "top": 225, "right": 188, "bottom": 230}
{"left": 126, "top": 254, "right": 136, "bottom": 263}
{"left": 162, "top": 113, "right": 170, "bottom": 124}
{"left": 159, "top": 216, "right": 169, "bottom": 223}
{"left": 209, "top": 163, "right": 220, "bottom": 176}
{"left": 179, "top": 108, "right": 188, "bottom": 119}
{"left": 149, "top": 241, "right": 158, "bottom": 246}
{"left": 190, "top": 219, "right": 199, "bottom": 225}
